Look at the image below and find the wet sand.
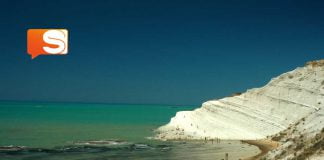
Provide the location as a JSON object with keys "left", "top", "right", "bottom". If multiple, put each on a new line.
{"left": 242, "top": 139, "right": 279, "bottom": 160}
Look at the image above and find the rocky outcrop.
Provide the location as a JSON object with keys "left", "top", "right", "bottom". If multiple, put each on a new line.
{"left": 155, "top": 60, "right": 324, "bottom": 141}
{"left": 261, "top": 103, "right": 324, "bottom": 160}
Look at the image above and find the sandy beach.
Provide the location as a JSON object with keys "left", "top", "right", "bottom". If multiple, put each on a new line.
{"left": 242, "top": 139, "right": 279, "bottom": 160}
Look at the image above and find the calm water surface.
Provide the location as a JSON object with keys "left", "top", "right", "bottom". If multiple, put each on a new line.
{"left": 0, "top": 102, "right": 259, "bottom": 160}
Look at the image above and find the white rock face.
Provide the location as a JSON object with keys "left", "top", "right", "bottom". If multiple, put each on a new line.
{"left": 263, "top": 110, "right": 324, "bottom": 159}
{"left": 156, "top": 60, "right": 324, "bottom": 140}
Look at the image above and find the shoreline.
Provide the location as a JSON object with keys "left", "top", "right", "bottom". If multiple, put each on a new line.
{"left": 241, "top": 139, "right": 279, "bottom": 160}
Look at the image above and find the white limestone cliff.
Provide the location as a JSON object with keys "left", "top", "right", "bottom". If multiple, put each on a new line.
{"left": 155, "top": 60, "right": 324, "bottom": 141}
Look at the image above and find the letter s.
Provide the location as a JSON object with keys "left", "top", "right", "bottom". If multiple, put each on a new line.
{"left": 43, "top": 30, "right": 67, "bottom": 54}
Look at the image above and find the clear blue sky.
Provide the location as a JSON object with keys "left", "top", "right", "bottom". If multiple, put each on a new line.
{"left": 0, "top": 0, "right": 323, "bottom": 105}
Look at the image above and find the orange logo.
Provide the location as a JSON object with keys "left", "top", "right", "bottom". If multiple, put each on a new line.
{"left": 27, "top": 29, "right": 68, "bottom": 59}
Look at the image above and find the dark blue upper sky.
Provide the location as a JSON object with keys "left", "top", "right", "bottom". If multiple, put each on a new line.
{"left": 0, "top": 0, "right": 323, "bottom": 105}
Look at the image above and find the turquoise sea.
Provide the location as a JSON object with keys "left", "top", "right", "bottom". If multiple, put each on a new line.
{"left": 0, "top": 102, "right": 259, "bottom": 160}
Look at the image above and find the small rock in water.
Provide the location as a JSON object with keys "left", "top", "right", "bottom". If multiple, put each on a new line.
{"left": 132, "top": 143, "right": 151, "bottom": 150}
{"left": 0, "top": 146, "right": 26, "bottom": 152}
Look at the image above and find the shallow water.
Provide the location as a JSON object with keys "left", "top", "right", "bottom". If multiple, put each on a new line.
{"left": 0, "top": 102, "right": 259, "bottom": 160}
